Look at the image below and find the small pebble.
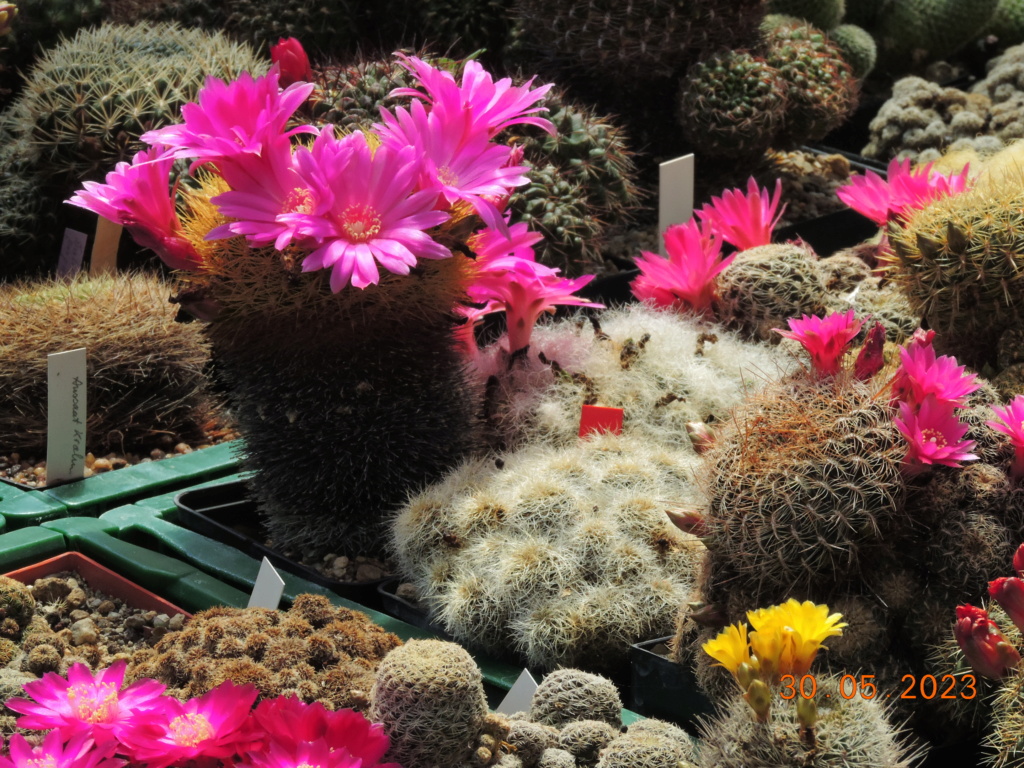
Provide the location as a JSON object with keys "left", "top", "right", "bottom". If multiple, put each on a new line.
{"left": 124, "top": 615, "right": 146, "bottom": 631}
{"left": 70, "top": 618, "right": 99, "bottom": 646}
{"left": 396, "top": 582, "right": 419, "bottom": 601}
{"left": 68, "top": 610, "right": 90, "bottom": 623}
{"left": 149, "top": 449, "right": 165, "bottom": 461}
{"left": 152, "top": 614, "right": 170, "bottom": 629}
{"left": 356, "top": 563, "right": 384, "bottom": 581}
{"left": 332, "top": 556, "right": 350, "bottom": 572}
{"left": 86, "top": 597, "right": 102, "bottom": 610}
{"left": 65, "top": 588, "right": 87, "bottom": 609}
{"left": 168, "top": 614, "right": 185, "bottom": 631}
{"left": 173, "top": 443, "right": 193, "bottom": 454}
{"left": 96, "top": 600, "right": 116, "bottom": 616}
{"left": 92, "top": 458, "right": 112, "bottom": 473}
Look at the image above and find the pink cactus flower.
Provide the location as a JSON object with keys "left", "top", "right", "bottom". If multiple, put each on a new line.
{"left": 955, "top": 604, "right": 1022, "bottom": 680}
{"left": 250, "top": 696, "right": 394, "bottom": 766}
{"left": 1015, "top": 542, "right": 1024, "bottom": 578}
{"left": 895, "top": 395, "right": 978, "bottom": 475}
{"left": 695, "top": 177, "right": 785, "bottom": 251}
{"left": 66, "top": 147, "right": 202, "bottom": 271}
{"left": 118, "top": 681, "right": 261, "bottom": 768}
{"left": 0, "top": 732, "right": 121, "bottom": 768}
{"left": 376, "top": 99, "right": 530, "bottom": 233}
{"left": 6, "top": 661, "right": 166, "bottom": 746}
{"left": 278, "top": 129, "right": 451, "bottom": 291}
{"left": 991, "top": 576, "right": 1024, "bottom": 636}
{"left": 988, "top": 395, "right": 1024, "bottom": 480}
{"left": 470, "top": 220, "right": 544, "bottom": 265}
{"left": 895, "top": 345, "right": 980, "bottom": 408}
{"left": 631, "top": 218, "right": 731, "bottom": 315}
{"left": 242, "top": 737, "right": 361, "bottom": 768}
{"left": 773, "top": 308, "right": 864, "bottom": 377}
{"left": 141, "top": 68, "right": 316, "bottom": 188}
{"left": 391, "top": 54, "right": 554, "bottom": 138}
{"left": 837, "top": 157, "right": 971, "bottom": 226}
{"left": 468, "top": 258, "right": 601, "bottom": 353}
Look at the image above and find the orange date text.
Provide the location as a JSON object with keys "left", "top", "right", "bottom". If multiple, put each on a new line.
{"left": 778, "top": 673, "right": 977, "bottom": 700}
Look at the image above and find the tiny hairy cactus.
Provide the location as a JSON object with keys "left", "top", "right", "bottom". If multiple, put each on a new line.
{"left": 764, "top": 20, "right": 859, "bottom": 146}
{"left": 530, "top": 669, "right": 622, "bottom": 729}
{"left": 678, "top": 51, "right": 788, "bottom": 159}
{"left": 0, "top": 577, "right": 36, "bottom": 638}
{"left": 0, "top": 273, "right": 214, "bottom": 455}
{"left": 698, "top": 676, "right": 919, "bottom": 768}
{"left": 370, "top": 640, "right": 504, "bottom": 768}
{"left": 885, "top": 179, "right": 1024, "bottom": 367}
{"left": 700, "top": 375, "right": 907, "bottom": 597}
{"left": 767, "top": 0, "right": 845, "bottom": 30}
{"left": 713, "top": 243, "right": 830, "bottom": 341}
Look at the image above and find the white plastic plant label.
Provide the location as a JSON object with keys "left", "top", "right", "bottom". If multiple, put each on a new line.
{"left": 248, "top": 557, "right": 286, "bottom": 610}
{"left": 496, "top": 668, "right": 539, "bottom": 715}
{"left": 658, "top": 154, "right": 695, "bottom": 256}
{"left": 46, "top": 348, "right": 87, "bottom": 485}
{"left": 56, "top": 229, "right": 88, "bottom": 278}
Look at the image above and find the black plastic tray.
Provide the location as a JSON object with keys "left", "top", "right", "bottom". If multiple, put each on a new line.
{"left": 174, "top": 479, "right": 389, "bottom": 610}
{"left": 629, "top": 636, "right": 714, "bottom": 734}
{"left": 377, "top": 577, "right": 453, "bottom": 639}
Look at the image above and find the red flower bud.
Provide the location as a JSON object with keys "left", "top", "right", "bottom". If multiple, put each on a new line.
{"left": 854, "top": 321, "right": 886, "bottom": 381}
{"left": 955, "top": 604, "right": 1021, "bottom": 680}
{"left": 1014, "top": 543, "right": 1024, "bottom": 578}
{"left": 666, "top": 507, "right": 707, "bottom": 537}
{"left": 686, "top": 421, "right": 715, "bottom": 453}
{"left": 990, "top": 577, "right": 1024, "bottom": 635}
{"left": 270, "top": 37, "right": 312, "bottom": 88}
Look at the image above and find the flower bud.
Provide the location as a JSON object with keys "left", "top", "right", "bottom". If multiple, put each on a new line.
{"left": 0, "top": 4, "right": 16, "bottom": 36}
{"left": 955, "top": 604, "right": 1022, "bottom": 680}
{"left": 990, "top": 577, "right": 1024, "bottom": 635}
{"left": 736, "top": 662, "right": 757, "bottom": 691}
{"left": 686, "top": 421, "right": 715, "bottom": 453}
{"left": 666, "top": 507, "right": 707, "bottom": 537}
{"left": 796, "top": 695, "right": 817, "bottom": 730}
{"left": 743, "top": 679, "right": 772, "bottom": 722}
{"left": 1014, "top": 543, "right": 1024, "bottom": 578}
{"left": 270, "top": 37, "right": 312, "bottom": 88}
{"left": 854, "top": 321, "right": 886, "bottom": 381}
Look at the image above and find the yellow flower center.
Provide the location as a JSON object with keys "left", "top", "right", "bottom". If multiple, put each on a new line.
{"left": 921, "top": 428, "right": 947, "bottom": 447}
{"left": 340, "top": 204, "right": 382, "bottom": 242}
{"left": 27, "top": 757, "right": 56, "bottom": 768}
{"left": 282, "top": 187, "right": 315, "bottom": 215}
{"left": 67, "top": 682, "right": 119, "bottom": 723}
{"left": 437, "top": 165, "right": 459, "bottom": 187}
{"left": 169, "top": 713, "right": 215, "bottom": 747}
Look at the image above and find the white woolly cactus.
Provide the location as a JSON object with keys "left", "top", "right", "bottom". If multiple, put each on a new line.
{"left": 392, "top": 304, "right": 792, "bottom": 671}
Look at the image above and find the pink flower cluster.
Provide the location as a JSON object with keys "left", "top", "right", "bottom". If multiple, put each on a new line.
{"left": 956, "top": 542, "right": 1024, "bottom": 680}
{"left": 68, "top": 49, "right": 555, "bottom": 292}
{"left": 773, "top": 308, "right": 864, "bottom": 378}
{"left": 631, "top": 178, "right": 783, "bottom": 314}
{"left": 460, "top": 221, "right": 602, "bottom": 355}
{"left": 988, "top": 395, "right": 1024, "bottom": 481}
{"left": 891, "top": 329, "right": 979, "bottom": 475}
{"left": 836, "top": 157, "right": 971, "bottom": 227}
{"left": 0, "top": 661, "right": 394, "bottom": 768}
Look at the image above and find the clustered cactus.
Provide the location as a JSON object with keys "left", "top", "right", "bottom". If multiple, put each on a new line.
{"left": 0, "top": 273, "right": 214, "bottom": 455}
{"left": 126, "top": 595, "right": 402, "bottom": 709}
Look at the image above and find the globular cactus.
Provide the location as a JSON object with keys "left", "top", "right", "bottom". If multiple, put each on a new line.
{"left": 989, "top": 0, "right": 1024, "bottom": 47}
{"left": 557, "top": 720, "right": 618, "bottom": 766}
{"left": 698, "top": 676, "right": 919, "bottom": 768}
{"left": 829, "top": 23, "right": 878, "bottom": 78}
{"left": 0, "top": 22, "right": 265, "bottom": 271}
{"left": 764, "top": 20, "right": 859, "bottom": 146}
{"left": 529, "top": 669, "right": 622, "bottom": 729}
{"left": 873, "top": 0, "right": 999, "bottom": 73}
{"left": 369, "top": 640, "right": 508, "bottom": 768}
{"left": 713, "top": 243, "right": 830, "bottom": 341}
{"left": 0, "top": 273, "right": 214, "bottom": 455}
{"left": 767, "top": 0, "right": 845, "bottom": 30}
{"left": 700, "top": 375, "right": 907, "bottom": 598}
{"left": 0, "top": 577, "right": 35, "bottom": 639}
{"left": 678, "top": 51, "right": 788, "bottom": 160}
{"left": 595, "top": 719, "right": 699, "bottom": 768}
{"left": 885, "top": 176, "right": 1024, "bottom": 367}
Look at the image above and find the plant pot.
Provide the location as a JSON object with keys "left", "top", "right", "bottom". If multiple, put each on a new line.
{"left": 629, "top": 636, "right": 714, "bottom": 733}
{"left": 4, "top": 550, "right": 191, "bottom": 618}
{"left": 175, "top": 479, "right": 389, "bottom": 610}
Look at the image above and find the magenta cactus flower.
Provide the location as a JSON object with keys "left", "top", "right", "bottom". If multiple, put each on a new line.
{"left": 837, "top": 157, "right": 971, "bottom": 226}
{"left": 66, "top": 147, "right": 201, "bottom": 272}
{"left": 6, "top": 660, "right": 166, "bottom": 746}
{"left": 0, "top": 732, "right": 120, "bottom": 768}
{"left": 391, "top": 54, "right": 555, "bottom": 138}
{"left": 695, "top": 177, "right": 785, "bottom": 251}
{"left": 631, "top": 218, "right": 731, "bottom": 315}
{"left": 895, "top": 395, "right": 978, "bottom": 475}
{"left": 988, "top": 395, "right": 1024, "bottom": 480}
{"left": 773, "top": 308, "right": 864, "bottom": 377}
{"left": 895, "top": 345, "right": 980, "bottom": 408}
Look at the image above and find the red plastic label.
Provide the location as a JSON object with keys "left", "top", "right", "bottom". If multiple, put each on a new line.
{"left": 578, "top": 405, "right": 624, "bottom": 438}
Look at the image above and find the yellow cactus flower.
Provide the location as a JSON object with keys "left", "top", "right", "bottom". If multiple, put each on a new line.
{"left": 702, "top": 622, "right": 756, "bottom": 682}
{"left": 747, "top": 599, "right": 847, "bottom": 680}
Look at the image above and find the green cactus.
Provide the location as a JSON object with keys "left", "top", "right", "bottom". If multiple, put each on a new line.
{"left": 698, "top": 676, "right": 919, "bottom": 768}
{"left": 678, "top": 50, "right": 788, "bottom": 159}
{"left": 713, "top": 243, "right": 831, "bottom": 341}
{"left": 765, "top": 21, "right": 859, "bottom": 146}
{"left": 874, "top": 0, "right": 1000, "bottom": 72}
{"left": 829, "top": 23, "right": 878, "bottom": 78}
{"left": 530, "top": 669, "right": 622, "bottom": 729}
{"left": 369, "top": 640, "right": 508, "bottom": 768}
{"left": 886, "top": 181, "right": 1024, "bottom": 367}
{"left": 767, "top": 0, "right": 845, "bottom": 30}
{"left": 701, "top": 375, "right": 908, "bottom": 598}
{"left": 990, "top": 0, "right": 1024, "bottom": 47}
